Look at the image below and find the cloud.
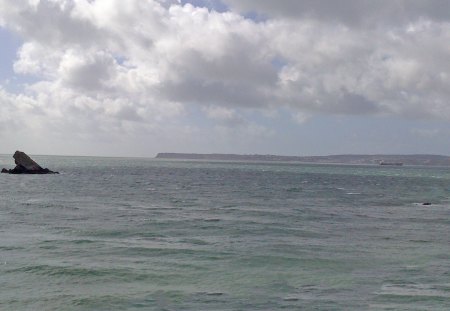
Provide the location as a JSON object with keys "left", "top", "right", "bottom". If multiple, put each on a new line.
{"left": 411, "top": 128, "right": 440, "bottom": 138}
{"left": 58, "top": 50, "right": 118, "bottom": 92}
{"left": 0, "top": 0, "right": 450, "bottom": 153}
{"left": 223, "top": 0, "right": 450, "bottom": 26}
{"left": 0, "top": 88, "right": 23, "bottom": 133}
{"left": 202, "top": 106, "right": 243, "bottom": 124}
{"left": 270, "top": 18, "right": 450, "bottom": 119}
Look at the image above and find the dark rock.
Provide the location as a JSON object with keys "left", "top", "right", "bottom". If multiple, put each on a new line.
{"left": 1, "top": 151, "right": 58, "bottom": 174}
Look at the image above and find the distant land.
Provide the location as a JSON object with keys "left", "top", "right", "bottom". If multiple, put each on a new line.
{"left": 155, "top": 153, "right": 450, "bottom": 166}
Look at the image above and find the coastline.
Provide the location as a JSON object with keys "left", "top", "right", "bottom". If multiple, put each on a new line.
{"left": 155, "top": 153, "right": 450, "bottom": 166}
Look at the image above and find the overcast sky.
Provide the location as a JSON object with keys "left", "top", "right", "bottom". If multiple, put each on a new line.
{"left": 1, "top": 0, "right": 450, "bottom": 157}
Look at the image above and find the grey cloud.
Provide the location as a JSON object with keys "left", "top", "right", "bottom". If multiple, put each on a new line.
{"left": 278, "top": 81, "right": 381, "bottom": 116}
{"left": 4, "top": 0, "right": 104, "bottom": 47}
{"left": 60, "top": 52, "right": 117, "bottom": 92}
{"left": 185, "top": 43, "right": 277, "bottom": 86}
{"left": 114, "top": 106, "right": 144, "bottom": 122}
{"left": 157, "top": 46, "right": 278, "bottom": 107}
{"left": 320, "top": 91, "right": 379, "bottom": 115}
{"left": 224, "top": 0, "right": 450, "bottom": 26}
{"left": 160, "top": 78, "right": 273, "bottom": 108}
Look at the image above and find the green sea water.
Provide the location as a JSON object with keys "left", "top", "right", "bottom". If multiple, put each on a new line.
{"left": 1, "top": 155, "right": 450, "bottom": 310}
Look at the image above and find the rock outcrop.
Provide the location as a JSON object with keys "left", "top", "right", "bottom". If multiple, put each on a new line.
{"left": 1, "top": 151, "right": 58, "bottom": 174}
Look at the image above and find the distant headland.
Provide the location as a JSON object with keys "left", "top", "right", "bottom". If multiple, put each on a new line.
{"left": 155, "top": 153, "right": 450, "bottom": 166}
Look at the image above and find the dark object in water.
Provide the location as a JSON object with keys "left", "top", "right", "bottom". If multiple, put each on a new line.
{"left": 1, "top": 150, "right": 58, "bottom": 174}
{"left": 422, "top": 202, "right": 432, "bottom": 206}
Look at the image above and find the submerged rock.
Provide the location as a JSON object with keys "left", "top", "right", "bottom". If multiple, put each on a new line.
{"left": 1, "top": 151, "right": 58, "bottom": 174}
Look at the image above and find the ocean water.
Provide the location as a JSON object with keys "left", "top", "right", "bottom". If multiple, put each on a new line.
{"left": 1, "top": 155, "right": 450, "bottom": 311}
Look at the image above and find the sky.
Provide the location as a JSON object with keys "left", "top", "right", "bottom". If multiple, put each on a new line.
{"left": 1, "top": 0, "right": 450, "bottom": 157}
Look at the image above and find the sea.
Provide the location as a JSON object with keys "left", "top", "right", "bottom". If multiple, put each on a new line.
{"left": 1, "top": 155, "right": 450, "bottom": 311}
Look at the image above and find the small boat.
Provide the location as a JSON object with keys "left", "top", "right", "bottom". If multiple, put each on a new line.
{"left": 379, "top": 161, "right": 403, "bottom": 166}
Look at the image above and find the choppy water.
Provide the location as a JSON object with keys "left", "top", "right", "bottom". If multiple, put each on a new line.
{"left": 1, "top": 155, "right": 450, "bottom": 310}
